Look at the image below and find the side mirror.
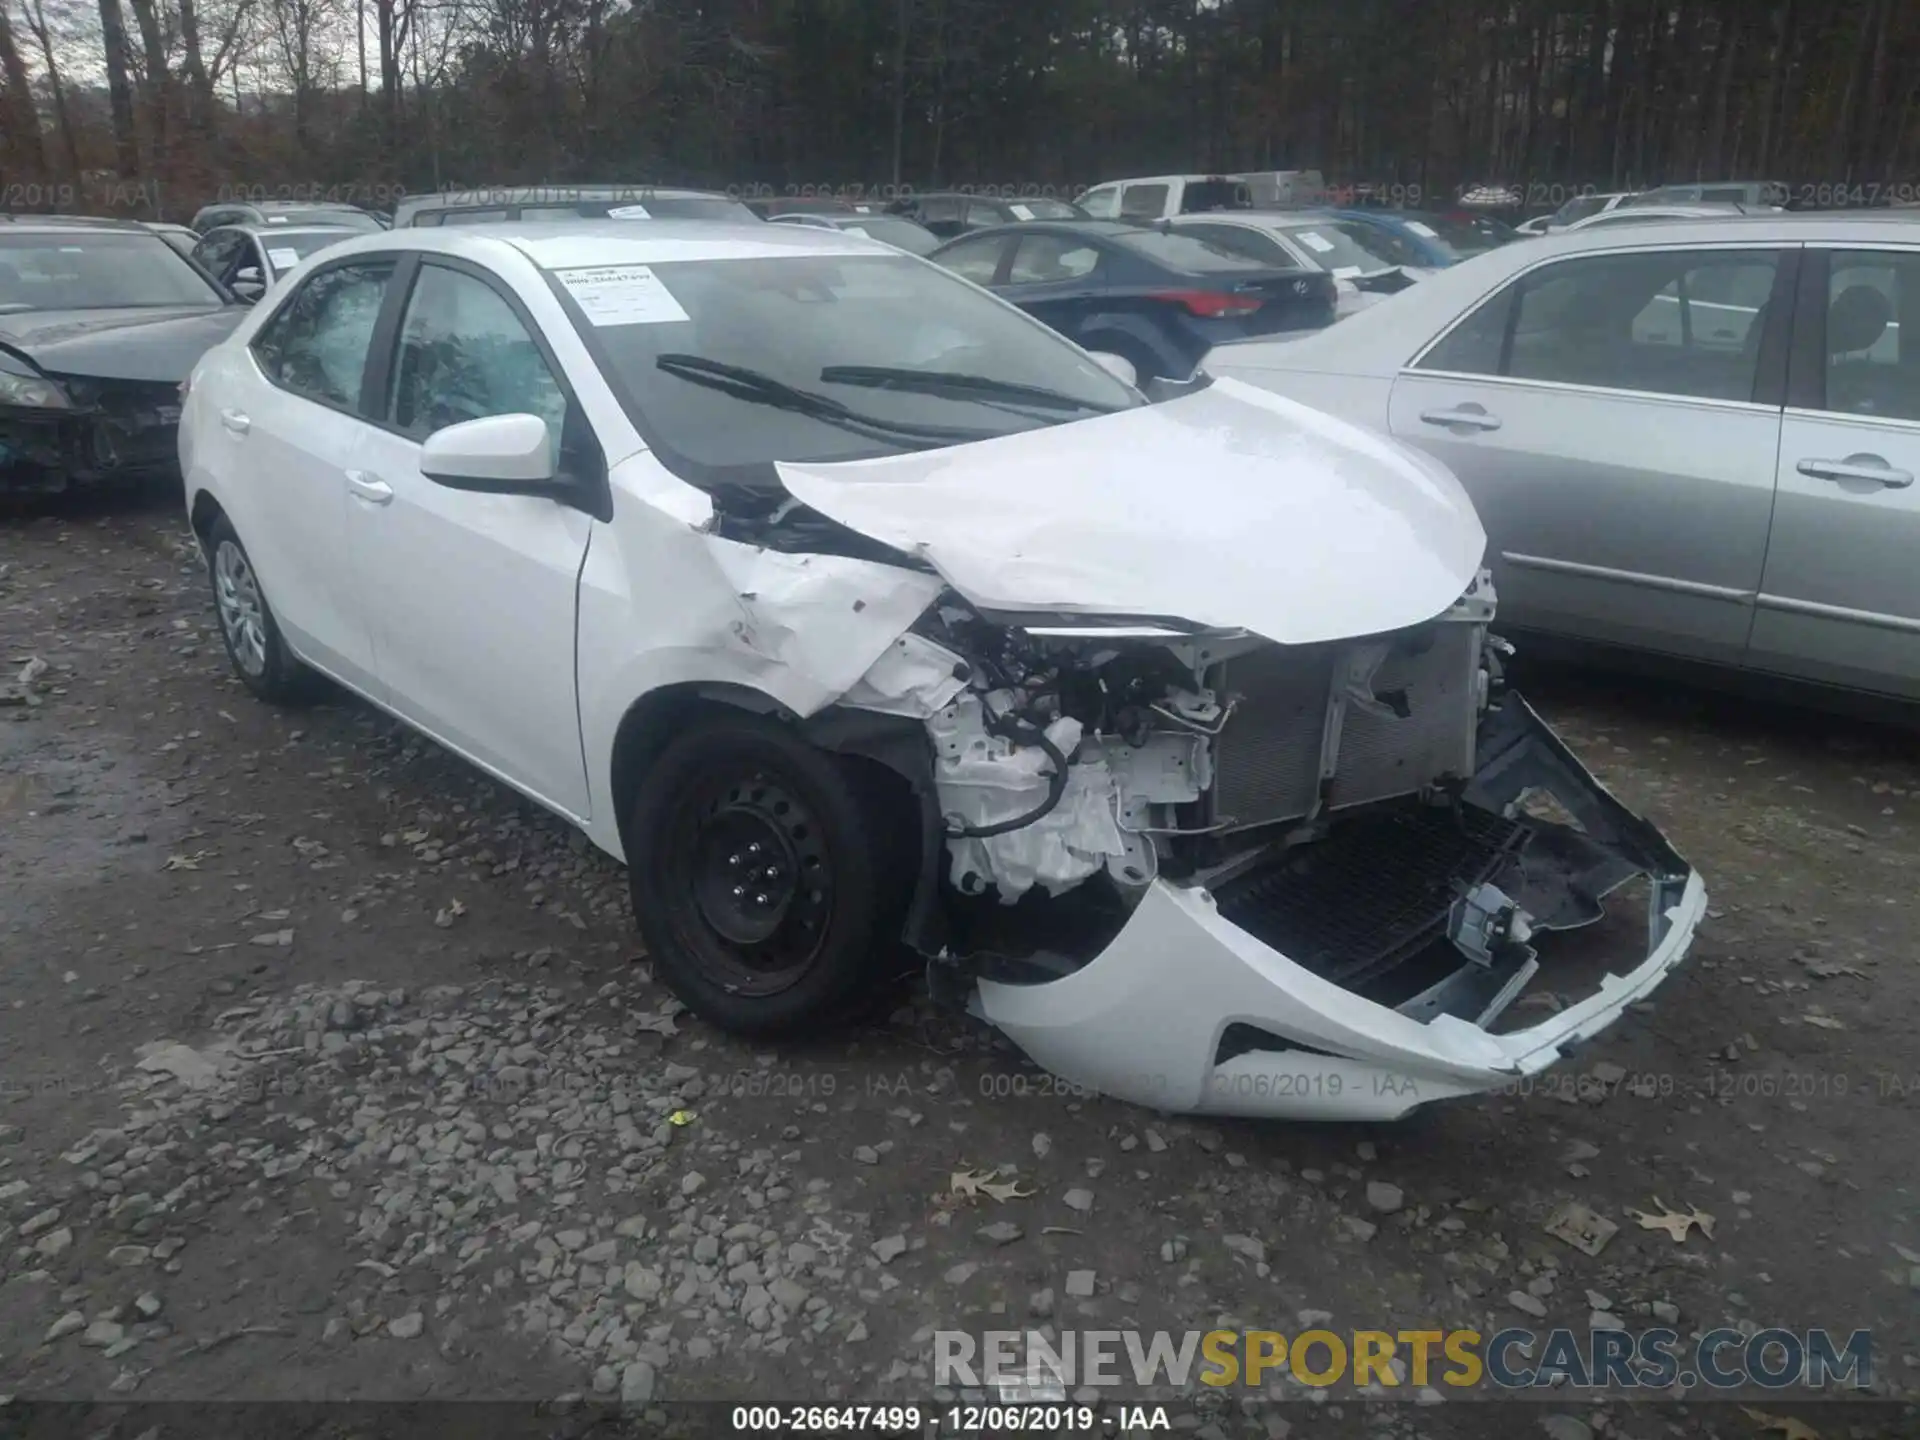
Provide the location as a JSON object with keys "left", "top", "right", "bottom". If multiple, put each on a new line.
{"left": 231, "top": 266, "right": 265, "bottom": 301}
{"left": 419, "top": 413, "right": 561, "bottom": 493}
{"left": 1088, "top": 351, "right": 1138, "bottom": 389}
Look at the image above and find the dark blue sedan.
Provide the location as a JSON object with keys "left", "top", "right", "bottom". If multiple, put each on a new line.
{"left": 926, "top": 220, "right": 1337, "bottom": 382}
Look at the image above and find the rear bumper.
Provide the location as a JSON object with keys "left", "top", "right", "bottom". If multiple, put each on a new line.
{"left": 973, "top": 694, "right": 1706, "bottom": 1120}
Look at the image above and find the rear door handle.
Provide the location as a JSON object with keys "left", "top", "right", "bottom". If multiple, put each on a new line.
{"left": 1419, "top": 405, "right": 1502, "bottom": 432}
{"left": 345, "top": 470, "right": 394, "bottom": 505}
{"left": 1795, "top": 456, "right": 1915, "bottom": 489}
{"left": 218, "top": 408, "right": 250, "bottom": 435}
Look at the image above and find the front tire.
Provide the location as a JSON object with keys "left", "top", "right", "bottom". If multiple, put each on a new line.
{"left": 626, "top": 713, "right": 902, "bottom": 1036}
{"left": 206, "top": 515, "right": 319, "bottom": 705}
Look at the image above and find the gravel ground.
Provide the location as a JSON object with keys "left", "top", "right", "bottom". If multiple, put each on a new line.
{"left": 3, "top": 494, "right": 1919, "bottom": 1439}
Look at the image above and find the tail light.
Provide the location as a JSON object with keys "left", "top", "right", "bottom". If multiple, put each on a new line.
{"left": 1154, "top": 289, "right": 1263, "bottom": 318}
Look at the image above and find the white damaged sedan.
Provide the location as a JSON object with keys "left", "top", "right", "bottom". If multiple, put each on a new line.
{"left": 179, "top": 220, "right": 1707, "bottom": 1121}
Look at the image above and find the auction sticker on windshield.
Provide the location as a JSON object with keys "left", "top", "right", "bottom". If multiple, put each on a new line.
{"left": 1297, "top": 231, "right": 1335, "bottom": 253}
{"left": 606, "top": 204, "right": 652, "bottom": 219}
{"left": 554, "top": 264, "right": 689, "bottom": 325}
{"left": 268, "top": 248, "right": 301, "bottom": 269}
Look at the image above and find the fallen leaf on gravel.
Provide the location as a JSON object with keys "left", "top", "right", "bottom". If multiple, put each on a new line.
{"left": 1628, "top": 1198, "right": 1715, "bottom": 1243}
{"left": 1798, "top": 958, "right": 1866, "bottom": 980}
{"left": 1040, "top": 1226, "right": 1083, "bottom": 1236}
{"left": 433, "top": 899, "right": 466, "bottom": 928}
{"left": 667, "top": 1110, "right": 695, "bottom": 1127}
{"left": 248, "top": 929, "right": 294, "bottom": 947}
{"left": 1800, "top": 1013, "right": 1846, "bottom": 1030}
{"left": 1894, "top": 1243, "right": 1920, "bottom": 1265}
{"left": 1741, "top": 1407, "right": 1822, "bottom": 1440}
{"left": 1543, "top": 1200, "right": 1619, "bottom": 1257}
{"left": 163, "top": 850, "right": 212, "bottom": 871}
{"left": 134, "top": 1041, "right": 231, "bottom": 1087}
{"left": 949, "top": 1168, "right": 1034, "bottom": 1204}
{"left": 633, "top": 1012, "right": 679, "bottom": 1037}
{"left": 356, "top": 1259, "right": 398, "bottom": 1278}
{"left": 16, "top": 656, "right": 48, "bottom": 688}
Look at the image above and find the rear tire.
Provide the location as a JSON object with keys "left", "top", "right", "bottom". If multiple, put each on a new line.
{"left": 206, "top": 515, "right": 321, "bottom": 705}
{"left": 626, "top": 713, "right": 905, "bottom": 1037}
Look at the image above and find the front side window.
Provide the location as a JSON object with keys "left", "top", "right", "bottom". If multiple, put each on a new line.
{"left": 252, "top": 259, "right": 397, "bottom": 410}
{"left": 1824, "top": 250, "right": 1920, "bottom": 422}
{"left": 964, "top": 200, "right": 1006, "bottom": 229}
{"left": 1549, "top": 194, "right": 1607, "bottom": 226}
{"left": 1007, "top": 234, "right": 1102, "bottom": 284}
{"left": 1423, "top": 249, "right": 1782, "bottom": 402}
{"left": 191, "top": 230, "right": 248, "bottom": 281}
{"left": 1077, "top": 187, "right": 1120, "bottom": 220}
{"left": 1279, "top": 223, "right": 1400, "bottom": 276}
{"left": 0, "top": 232, "right": 227, "bottom": 312}
{"left": 916, "top": 196, "right": 963, "bottom": 225}
{"left": 388, "top": 263, "right": 567, "bottom": 456}
{"left": 932, "top": 234, "right": 1008, "bottom": 284}
{"left": 550, "top": 252, "right": 1138, "bottom": 485}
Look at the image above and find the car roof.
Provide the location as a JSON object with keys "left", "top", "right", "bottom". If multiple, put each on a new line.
{"left": 1086, "top": 175, "right": 1246, "bottom": 188}
{"left": 0, "top": 214, "right": 153, "bottom": 234}
{"left": 404, "top": 186, "right": 726, "bottom": 207}
{"left": 296, "top": 218, "right": 891, "bottom": 271}
{"left": 211, "top": 222, "right": 363, "bottom": 238}
{"left": 1170, "top": 209, "right": 1342, "bottom": 226}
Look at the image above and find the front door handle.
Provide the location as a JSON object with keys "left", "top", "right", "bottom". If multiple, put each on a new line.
{"left": 345, "top": 470, "right": 395, "bottom": 505}
{"left": 1419, "top": 405, "right": 1503, "bottom": 432}
{"left": 1795, "top": 455, "right": 1915, "bottom": 489}
{"left": 218, "top": 408, "right": 250, "bottom": 435}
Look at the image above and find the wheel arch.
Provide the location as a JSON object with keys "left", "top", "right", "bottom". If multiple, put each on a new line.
{"left": 607, "top": 684, "right": 944, "bottom": 956}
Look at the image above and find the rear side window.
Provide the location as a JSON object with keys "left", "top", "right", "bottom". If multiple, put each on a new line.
{"left": 1119, "top": 184, "right": 1169, "bottom": 220}
{"left": 252, "top": 259, "right": 397, "bottom": 411}
{"left": 1007, "top": 234, "right": 1102, "bottom": 284}
{"left": 1823, "top": 249, "right": 1920, "bottom": 422}
{"left": 441, "top": 209, "right": 511, "bottom": 225}
{"left": 1176, "top": 223, "right": 1296, "bottom": 268}
{"left": 1078, "top": 187, "right": 1120, "bottom": 220}
{"left": 1179, "top": 180, "right": 1250, "bottom": 214}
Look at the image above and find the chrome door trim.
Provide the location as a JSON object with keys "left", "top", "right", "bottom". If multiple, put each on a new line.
{"left": 1404, "top": 370, "right": 1784, "bottom": 416}
{"left": 1501, "top": 552, "right": 1755, "bottom": 602}
{"left": 1754, "top": 591, "right": 1920, "bottom": 635}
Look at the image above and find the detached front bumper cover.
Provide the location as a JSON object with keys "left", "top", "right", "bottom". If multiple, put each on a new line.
{"left": 972, "top": 694, "right": 1706, "bottom": 1120}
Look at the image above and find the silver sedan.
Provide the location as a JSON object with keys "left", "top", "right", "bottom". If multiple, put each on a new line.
{"left": 1207, "top": 212, "right": 1920, "bottom": 702}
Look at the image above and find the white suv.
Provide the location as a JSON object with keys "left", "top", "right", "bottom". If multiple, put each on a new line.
{"left": 179, "top": 220, "right": 1703, "bottom": 1121}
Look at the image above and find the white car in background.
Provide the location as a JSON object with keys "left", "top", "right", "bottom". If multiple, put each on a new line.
{"left": 1165, "top": 211, "right": 1440, "bottom": 317}
{"left": 178, "top": 220, "right": 1702, "bottom": 1120}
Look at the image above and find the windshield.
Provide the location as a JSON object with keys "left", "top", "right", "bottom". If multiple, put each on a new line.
{"left": 1109, "top": 229, "right": 1273, "bottom": 272}
{"left": 1279, "top": 222, "right": 1404, "bottom": 275}
{"left": 261, "top": 231, "right": 356, "bottom": 274}
{"left": 274, "top": 209, "right": 382, "bottom": 232}
{"left": 1009, "top": 198, "right": 1080, "bottom": 220}
{"left": 0, "top": 232, "right": 225, "bottom": 311}
{"left": 547, "top": 253, "right": 1139, "bottom": 484}
{"left": 1550, "top": 194, "right": 1610, "bottom": 225}
{"left": 835, "top": 216, "right": 940, "bottom": 255}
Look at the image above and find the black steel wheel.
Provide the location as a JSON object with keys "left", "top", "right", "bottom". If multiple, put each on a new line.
{"left": 626, "top": 712, "right": 904, "bottom": 1035}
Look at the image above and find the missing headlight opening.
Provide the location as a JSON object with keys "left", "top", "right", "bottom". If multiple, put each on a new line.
{"left": 834, "top": 567, "right": 1702, "bottom": 1118}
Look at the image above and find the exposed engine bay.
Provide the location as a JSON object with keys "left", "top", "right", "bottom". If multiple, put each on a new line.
{"left": 0, "top": 377, "right": 185, "bottom": 495}
{"left": 831, "top": 569, "right": 1700, "bottom": 1098}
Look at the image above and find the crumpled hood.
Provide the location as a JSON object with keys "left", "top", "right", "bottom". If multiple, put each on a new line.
{"left": 775, "top": 376, "right": 1487, "bottom": 646}
{"left": 0, "top": 306, "right": 250, "bottom": 384}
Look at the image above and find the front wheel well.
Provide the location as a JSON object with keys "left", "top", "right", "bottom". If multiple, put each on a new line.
{"left": 608, "top": 684, "right": 786, "bottom": 859}
{"left": 188, "top": 489, "right": 226, "bottom": 553}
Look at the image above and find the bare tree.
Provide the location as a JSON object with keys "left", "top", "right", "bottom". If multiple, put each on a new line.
{"left": 97, "top": 0, "right": 144, "bottom": 173}
{"left": 17, "top": 0, "right": 84, "bottom": 177}
{"left": 0, "top": 0, "right": 49, "bottom": 180}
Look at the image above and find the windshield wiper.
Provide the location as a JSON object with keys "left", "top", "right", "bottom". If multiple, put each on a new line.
{"left": 819, "top": 365, "right": 1127, "bottom": 413}
{"left": 655, "top": 354, "right": 995, "bottom": 445}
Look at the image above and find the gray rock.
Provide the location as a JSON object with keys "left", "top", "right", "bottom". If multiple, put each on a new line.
{"left": 107, "top": 1244, "right": 152, "bottom": 1267}
{"left": 871, "top": 1234, "right": 908, "bottom": 1263}
{"left": 1338, "top": 1216, "right": 1378, "bottom": 1242}
{"left": 679, "top": 1172, "right": 706, "bottom": 1197}
{"left": 1508, "top": 1290, "right": 1549, "bottom": 1319}
{"left": 1365, "top": 1181, "right": 1405, "bottom": 1214}
{"left": 592, "top": 1365, "right": 619, "bottom": 1395}
{"left": 1064, "top": 1270, "right": 1096, "bottom": 1298}
{"left": 82, "top": 1319, "right": 125, "bottom": 1348}
{"left": 1031, "top": 1133, "right": 1053, "bottom": 1159}
{"left": 620, "top": 1360, "right": 657, "bottom": 1404}
{"left": 978, "top": 1222, "right": 1023, "bottom": 1246}
{"left": 1223, "top": 1234, "right": 1265, "bottom": 1263}
{"left": 769, "top": 1277, "right": 809, "bottom": 1311}
{"left": 34, "top": 1227, "right": 73, "bottom": 1258}
{"left": 1062, "top": 1188, "right": 1094, "bottom": 1214}
{"left": 46, "top": 1311, "right": 85, "bottom": 1342}
{"left": 624, "top": 1264, "right": 664, "bottom": 1301}
{"left": 1029, "top": 1288, "right": 1055, "bottom": 1317}
{"left": 389, "top": 1312, "right": 425, "bottom": 1339}
{"left": 1651, "top": 1300, "right": 1681, "bottom": 1325}
{"left": 1539, "top": 1418, "right": 1593, "bottom": 1440}
{"left": 692, "top": 1236, "right": 720, "bottom": 1263}
{"left": 19, "top": 1207, "right": 60, "bottom": 1237}
{"left": 945, "top": 1262, "right": 979, "bottom": 1285}
{"left": 852, "top": 1146, "right": 880, "bottom": 1165}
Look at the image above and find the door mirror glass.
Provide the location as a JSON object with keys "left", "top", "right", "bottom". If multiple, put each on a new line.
{"left": 1088, "top": 351, "right": 1138, "bottom": 388}
{"left": 420, "top": 413, "right": 559, "bottom": 489}
{"left": 232, "top": 266, "right": 265, "bottom": 300}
